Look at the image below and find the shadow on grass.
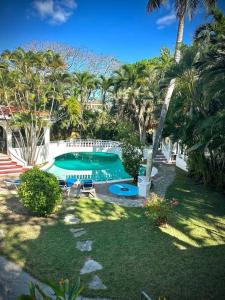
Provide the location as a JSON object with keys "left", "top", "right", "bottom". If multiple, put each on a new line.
{"left": 1, "top": 170, "right": 225, "bottom": 300}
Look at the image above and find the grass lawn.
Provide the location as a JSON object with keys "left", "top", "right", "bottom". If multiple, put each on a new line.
{"left": 1, "top": 169, "right": 225, "bottom": 299}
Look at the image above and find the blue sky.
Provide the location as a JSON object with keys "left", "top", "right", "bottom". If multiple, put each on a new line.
{"left": 0, "top": 0, "right": 225, "bottom": 64}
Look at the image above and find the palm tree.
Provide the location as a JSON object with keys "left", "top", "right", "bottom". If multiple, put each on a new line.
{"left": 112, "top": 63, "right": 158, "bottom": 144}
{"left": 73, "top": 72, "right": 97, "bottom": 109}
{"left": 145, "top": 0, "right": 216, "bottom": 182}
{"left": 98, "top": 75, "right": 112, "bottom": 110}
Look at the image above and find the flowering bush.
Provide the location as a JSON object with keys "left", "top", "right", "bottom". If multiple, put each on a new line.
{"left": 144, "top": 193, "right": 172, "bottom": 226}
{"left": 19, "top": 278, "right": 82, "bottom": 300}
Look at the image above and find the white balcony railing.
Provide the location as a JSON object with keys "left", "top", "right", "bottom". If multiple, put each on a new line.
{"left": 50, "top": 139, "right": 121, "bottom": 148}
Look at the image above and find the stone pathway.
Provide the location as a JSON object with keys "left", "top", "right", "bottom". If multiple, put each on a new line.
{"left": 80, "top": 259, "right": 103, "bottom": 275}
{"left": 96, "top": 193, "right": 145, "bottom": 207}
{"left": 70, "top": 228, "right": 86, "bottom": 238}
{"left": 88, "top": 275, "right": 107, "bottom": 290}
{"left": 0, "top": 256, "right": 53, "bottom": 300}
{"left": 151, "top": 163, "right": 176, "bottom": 197}
{"left": 64, "top": 214, "right": 80, "bottom": 224}
{"left": 76, "top": 240, "right": 93, "bottom": 252}
{"left": 68, "top": 220, "right": 107, "bottom": 296}
{"left": 0, "top": 229, "right": 5, "bottom": 239}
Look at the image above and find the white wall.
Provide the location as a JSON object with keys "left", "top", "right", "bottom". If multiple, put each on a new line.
{"left": 8, "top": 140, "right": 122, "bottom": 165}
{"left": 176, "top": 154, "right": 188, "bottom": 172}
{"left": 47, "top": 142, "right": 122, "bottom": 162}
{"left": 161, "top": 139, "right": 172, "bottom": 161}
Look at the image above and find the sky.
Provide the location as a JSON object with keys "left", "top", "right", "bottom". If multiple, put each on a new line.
{"left": 0, "top": 0, "right": 225, "bottom": 64}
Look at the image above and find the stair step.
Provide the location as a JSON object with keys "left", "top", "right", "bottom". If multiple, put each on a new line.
{"left": 0, "top": 161, "right": 17, "bottom": 166}
{"left": 0, "top": 165, "right": 22, "bottom": 170}
{"left": 0, "top": 168, "right": 26, "bottom": 175}
{"left": 0, "top": 158, "right": 12, "bottom": 163}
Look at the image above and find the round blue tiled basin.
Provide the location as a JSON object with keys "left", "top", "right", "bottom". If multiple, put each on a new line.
{"left": 108, "top": 183, "right": 138, "bottom": 197}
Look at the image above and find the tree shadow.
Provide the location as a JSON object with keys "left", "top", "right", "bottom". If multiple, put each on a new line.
{"left": 1, "top": 170, "right": 225, "bottom": 299}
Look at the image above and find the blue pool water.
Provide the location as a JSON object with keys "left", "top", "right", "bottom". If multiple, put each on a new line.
{"left": 47, "top": 152, "right": 145, "bottom": 182}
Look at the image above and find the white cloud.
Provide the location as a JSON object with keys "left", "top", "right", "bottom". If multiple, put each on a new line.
{"left": 32, "top": 0, "right": 77, "bottom": 25}
{"left": 156, "top": 12, "right": 176, "bottom": 29}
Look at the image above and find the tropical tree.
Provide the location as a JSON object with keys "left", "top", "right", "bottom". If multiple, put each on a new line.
{"left": 164, "top": 10, "right": 225, "bottom": 191}
{"left": 72, "top": 71, "right": 97, "bottom": 110}
{"left": 98, "top": 75, "right": 113, "bottom": 110}
{"left": 0, "top": 48, "right": 79, "bottom": 165}
{"left": 112, "top": 63, "right": 157, "bottom": 144}
{"left": 145, "top": 0, "right": 217, "bottom": 181}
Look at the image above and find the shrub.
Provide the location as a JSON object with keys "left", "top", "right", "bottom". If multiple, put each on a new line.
{"left": 18, "top": 167, "right": 62, "bottom": 217}
{"left": 122, "top": 142, "right": 143, "bottom": 183}
{"left": 144, "top": 193, "right": 171, "bottom": 226}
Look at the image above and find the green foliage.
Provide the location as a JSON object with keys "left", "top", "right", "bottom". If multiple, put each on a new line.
{"left": 121, "top": 141, "right": 143, "bottom": 183}
{"left": 18, "top": 168, "right": 62, "bottom": 217}
{"left": 116, "top": 120, "right": 139, "bottom": 144}
{"left": 144, "top": 193, "right": 172, "bottom": 226}
{"left": 19, "top": 278, "right": 82, "bottom": 300}
{"left": 164, "top": 10, "right": 225, "bottom": 192}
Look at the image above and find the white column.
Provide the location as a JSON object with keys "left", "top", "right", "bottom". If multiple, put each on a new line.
{"left": 44, "top": 127, "right": 50, "bottom": 163}
{"left": 44, "top": 127, "right": 50, "bottom": 144}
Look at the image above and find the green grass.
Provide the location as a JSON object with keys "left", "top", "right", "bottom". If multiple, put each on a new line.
{"left": 1, "top": 169, "right": 225, "bottom": 299}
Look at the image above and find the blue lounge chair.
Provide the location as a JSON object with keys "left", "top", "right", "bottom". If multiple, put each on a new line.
{"left": 58, "top": 179, "right": 71, "bottom": 196}
{"left": 65, "top": 177, "right": 77, "bottom": 187}
{"left": 4, "top": 179, "right": 21, "bottom": 189}
{"left": 80, "top": 180, "right": 96, "bottom": 197}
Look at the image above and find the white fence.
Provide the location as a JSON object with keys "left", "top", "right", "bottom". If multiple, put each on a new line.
{"left": 161, "top": 139, "right": 188, "bottom": 172}
{"left": 8, "top": 139, "right": 122, "bottom": 165}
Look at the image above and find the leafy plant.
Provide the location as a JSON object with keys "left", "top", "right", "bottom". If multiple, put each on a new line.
{"left": 18, "top": 167, "right": 62, "bottom": 217}
{"left": 18, "top": 278, "right": 82, "bottom": 300}
{"left": 144, "top": 193, "right": 172, "bottom": 226}
{"left": 121, "top": 141, "right": 143, "bottom": 183}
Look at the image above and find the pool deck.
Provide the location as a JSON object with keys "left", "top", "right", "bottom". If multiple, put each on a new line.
{"left": 0, "top": 163, "right": 176, "bottom": 208}
{"left": 94, "top": 163, "right": 176, "bottom": 207}
{"left": 95, "top": 181, "right": 145, "bottom": 207}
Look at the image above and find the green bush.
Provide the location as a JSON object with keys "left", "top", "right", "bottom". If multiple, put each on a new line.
{"left": 121, "top": 141, "right": 143, "bottom": 183}
{"left": 18, "top": 167, "right": 62, "bottom": 217}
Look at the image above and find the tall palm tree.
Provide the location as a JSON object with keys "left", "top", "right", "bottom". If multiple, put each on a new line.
{"left": 98, "top": 75, "right": 112, "bottom": 110}
{"left": 112, "top": 63, "right": 157, "bottom": 144}
{"left": 145, "top": 0, "right": 216, "bottom": 181}
{"left": 73, "top": 72, "right": 97, "bottom": 109}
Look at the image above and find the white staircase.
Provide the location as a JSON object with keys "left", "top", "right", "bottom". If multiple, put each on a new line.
{"left": 0, "top": 154, "right": 27, "bottom": 176}
{"left": 154, "top": 152, "right": 167, "bottom": 164}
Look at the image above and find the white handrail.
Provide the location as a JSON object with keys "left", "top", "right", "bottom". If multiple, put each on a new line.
{"left": 8, "top": 147, "right": 27, "bottom": 167}
{"left": 50, "top": 139, "right": 121, "bottom": 148}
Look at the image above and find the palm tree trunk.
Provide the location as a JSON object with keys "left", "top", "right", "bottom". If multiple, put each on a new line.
{"left": 146, "top": 14, "right": 185, "bottom": 182}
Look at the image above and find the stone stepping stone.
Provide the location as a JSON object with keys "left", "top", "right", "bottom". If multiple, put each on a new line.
{"left": 70, "top": 228, "right": 86, "bottom": 238}
{"left": 64, "top": 215, "right": 80, "bottom": 224}
{"left": 65, "top": 206, "right": 75, "bottom": 211}
{"left": 80, "top": 259, "right": 103, "bottom": 275}
{"left": 76, "top": 240, "right": 92, "bottom": 252}
{"left": 88, "top": 275, "right": 107, "bottom": 290}
{"left": 0, "top": 229, "right": 5, "bottom": 239}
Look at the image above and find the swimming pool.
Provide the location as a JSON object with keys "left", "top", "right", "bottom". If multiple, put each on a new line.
{"left": 47, "top": 152, "right": 145, "bottom": 182}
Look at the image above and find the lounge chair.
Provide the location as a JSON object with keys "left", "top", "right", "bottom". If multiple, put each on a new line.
{"left": 3, "top": 179, "right": 21, "bottom": 189}
{"left": 65, "top": 177, "right": 77, "bottom": 187}
{"left": 80, "top": 180, "right": 96, "bottom": 198}
{"left": 58, "top": 179, "right": 71, "bottom": 196}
